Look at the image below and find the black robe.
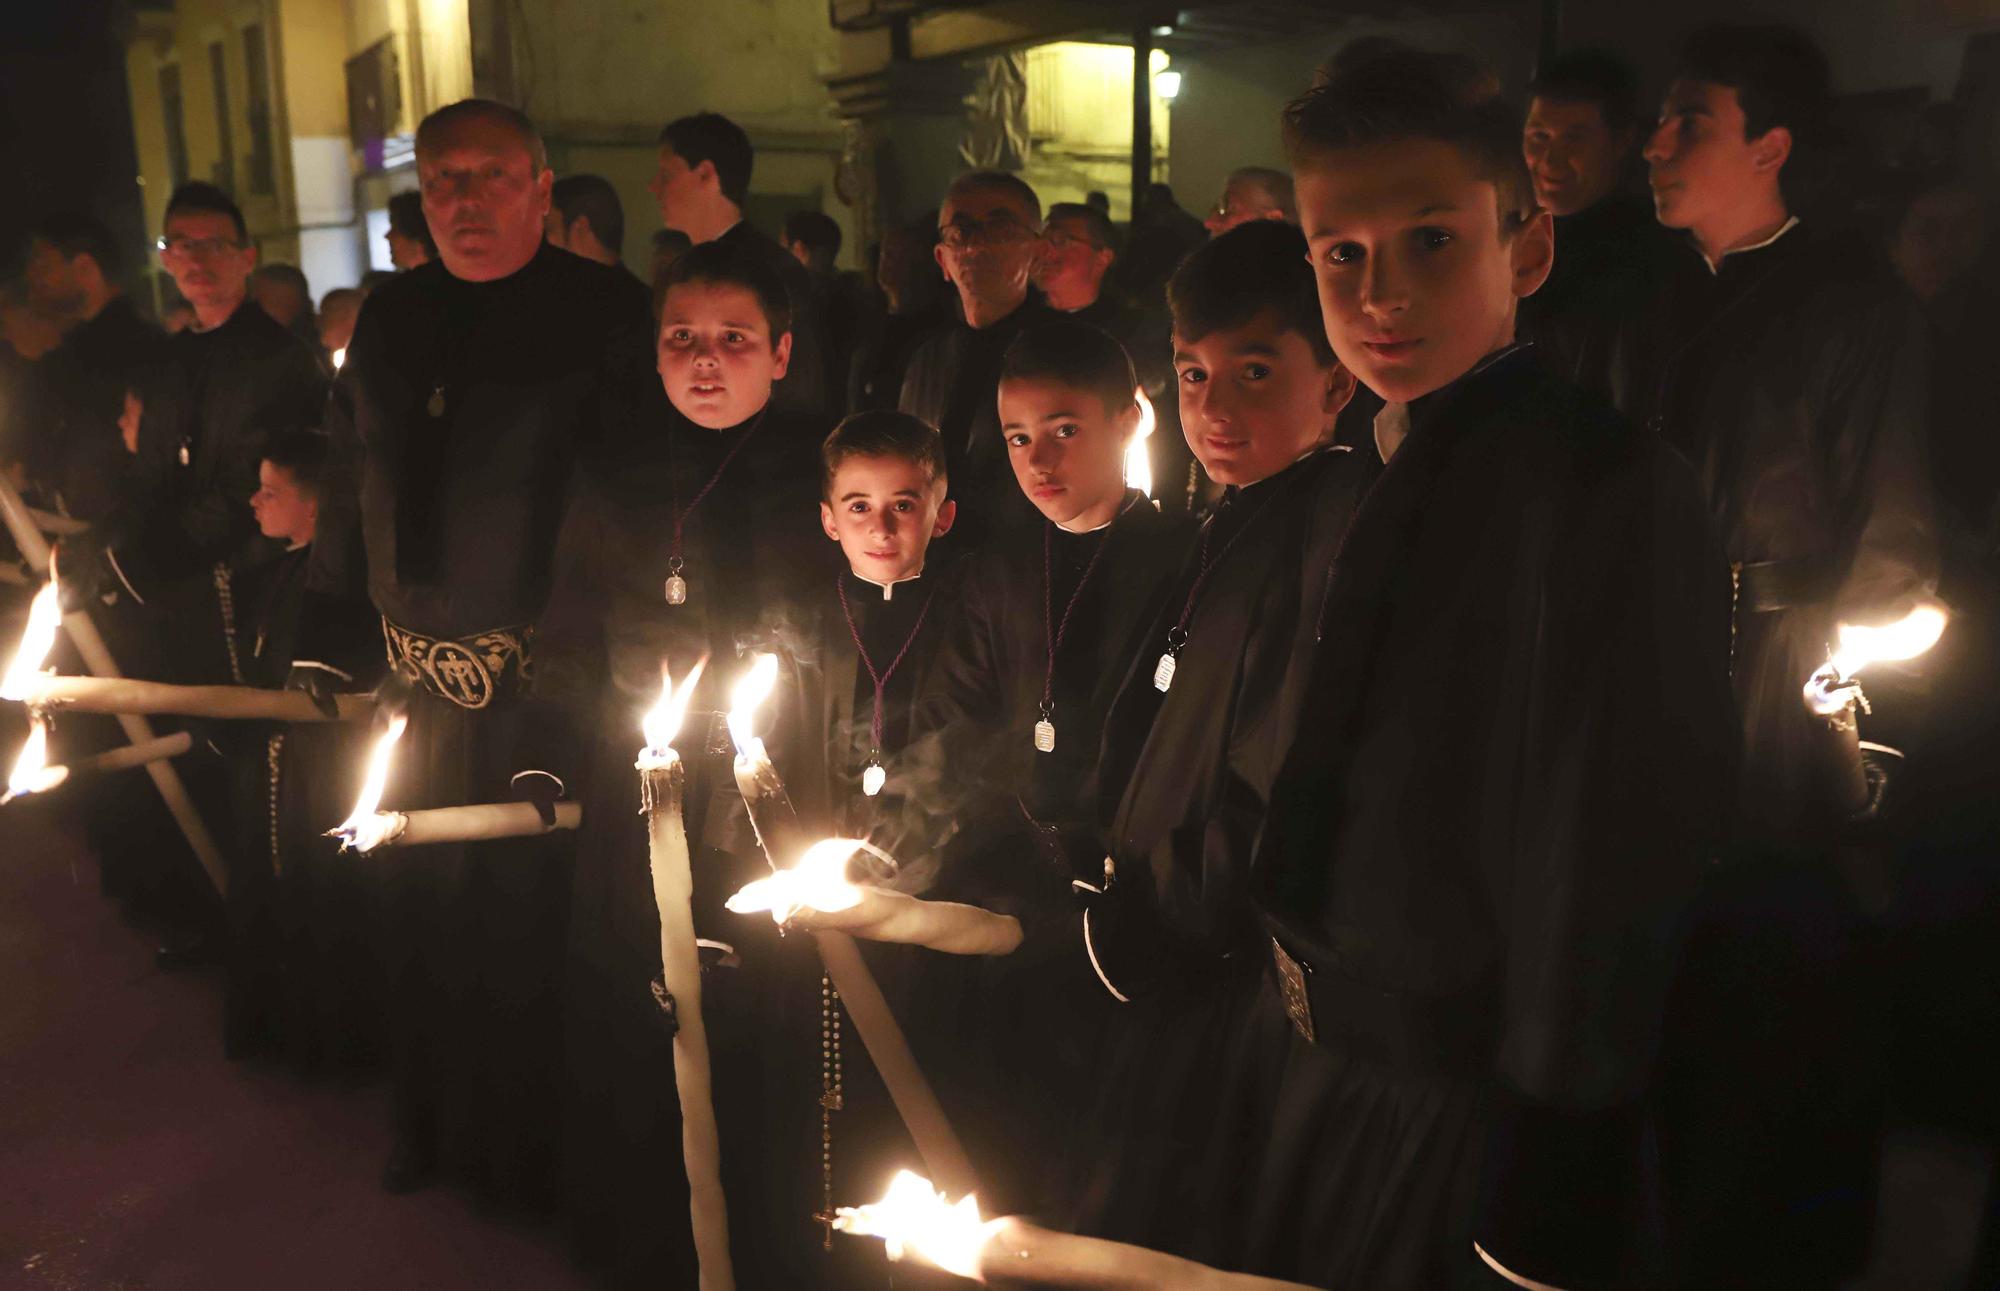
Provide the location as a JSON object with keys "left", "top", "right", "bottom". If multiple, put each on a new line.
{"left": 310, "top": 241, "right": 658, "bottom": 1207}
{"left": 1608, "top": 223, "right": 1940, "bottom": 1285}
{"left": 118, "top": 297, "right": 326, "bottom": 597}
{"left": 1517, "top": 192, "right": 1680, "bottom": 397}
{"left": 906, "top": 491, "right": 1196, "bottom": 1218}
{"left": 541, "top": 397, "right": 841, "bottom": 1286}
{"left": 898, "top": 293, "right": 1056, "bottom": 546}
{"left": 1243, "top": 351, "right": 1735, "bottom": 1289}
{"left": 23, "top": 295, "right": 170, "bottom": 523}
{"left": 1067, "top": 444, "right": 1372, "bottom": 1255}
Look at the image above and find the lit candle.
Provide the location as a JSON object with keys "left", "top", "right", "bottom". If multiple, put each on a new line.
{"left": 3, "top": 716, "right": 70, "bottom": 803}
{"left": 0, "top": 731, "right": 195, "bottom": 805}
{"left": 834, "top": 1170, "right": 1320, "bottom": 1288}
{"left": 1125, "top": 388, "right": 1156, "bottom": 499}
{"left": 724, "top": 654, "right": 982, "bottom": 1201}
{"left": 0, "top": 578, "right": 61, "bottom": 701}
{"left": 1803, "top": 603, "right": 1949, "bottom": 716}
{"left": 635, "top": 661, "right": 734, "bottom": 1291}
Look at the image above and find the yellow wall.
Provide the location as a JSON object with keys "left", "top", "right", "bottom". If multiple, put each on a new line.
{"left": 1021, "top": 42, "right": 1171, "bottom": 221}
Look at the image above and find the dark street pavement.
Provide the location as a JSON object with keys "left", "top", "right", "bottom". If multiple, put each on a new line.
{"left": 0, "top": 793, "right": 590, "bottom": 1291}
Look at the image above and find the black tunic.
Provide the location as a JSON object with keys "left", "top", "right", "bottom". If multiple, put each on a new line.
{"left": 1609, "top": 223, "right": 1939, "bottom": 848}
{"left": 23, "top": 295, "right": 170, "bottom": 523}
{"left": 1244, "top": 351, "right": 1735, "bottom": 1289}
{"left": 119, "top": 297, "right": 326, "bottom": 591}
{"left": 542, "top": 397, "right": 841, "bottom": 1286}
{"left": 1517, "top": 193, "right": 1679, "bottom": 397}
{"left": 906, "top": 492, "right": 1195, "bottom": 1218}
{"left": 898, "top": 294, "right": 1057, "bottom": 545}
{"left": 312, "top": 242, "right": 658, "bottom": 1208}
{"left": 1068, "top": 445, "right": 1372, "bottom": 1255}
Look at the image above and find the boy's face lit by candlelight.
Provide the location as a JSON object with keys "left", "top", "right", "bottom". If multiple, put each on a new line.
{"left": 820, "top": 455, "right": 954, "bottom": 586}
{"left": 657, "top": 281, "right": 792, "bottom": 430}
{"left": 1172, "top": 311, "right": 1352, "bottom": 487}
{"left": 998, "top": 377, "right": 1134, "bottom": 530}
{"left": 1297, "top": 139, "right": 1551, "bottom": 403}
{"left": 250, "top": 461, "right": 317, "bottom": 547}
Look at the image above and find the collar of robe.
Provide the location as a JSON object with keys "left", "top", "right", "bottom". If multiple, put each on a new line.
{"left": 1698, "top": 214, "right": 1800, "bottom": 274}
{"left": 850, "top": 566, "right": 924, "bottom": 600}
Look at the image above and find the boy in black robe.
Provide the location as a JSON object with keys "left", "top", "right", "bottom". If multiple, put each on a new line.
{"left": 222, "top": 431, "right": 381, "bottom": 1067}
{"left": 543, "top": 238, "right": 834, "bottom": 1287}
{"left": 1225, "top": 49, "right": 1734, "bottom": 1289}
{"left": 908, "top": 319, "right": 1197, "bottom": 1217}
{"left": 307, "top": 100, "right": 659, "bottom": 1204}
{"left": 1619, "top": 27, "right": 1940, "bottom": 1285}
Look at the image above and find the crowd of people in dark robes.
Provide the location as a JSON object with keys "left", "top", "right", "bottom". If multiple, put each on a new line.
{"left": 6, "top": 19, "right": 2000, "bottom": 1290}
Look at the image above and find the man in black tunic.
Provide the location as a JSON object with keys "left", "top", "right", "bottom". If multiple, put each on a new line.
{"left": 650, "top": 111, "right": 830, "bottom": 419}
{"left": 309, "top": 99, "right": 657, "bottom": 1203}
{"left": 20, "top": 214, "right": 170, "bottom": 525}
{"left": 900, "top": 171, "right": 1055, "bottom": 545}
{"left": 1515, "top": 49, "right": 1678, "bottom": 391}
{"left": 1620, "top": 27, "right": 1940, "bottom": 1286}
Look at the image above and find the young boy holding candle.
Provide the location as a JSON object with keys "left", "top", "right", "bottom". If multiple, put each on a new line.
{"left": 1224, "top": 46, "right": 1736, "bottom": 1289}
{"left": 541, "top": 238, "right": 837, "bottom": 1287}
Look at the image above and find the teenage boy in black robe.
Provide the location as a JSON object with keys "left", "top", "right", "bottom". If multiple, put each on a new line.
{"left": 1622, "top": 26, "right": 1939, "bottom": 1286}
{"left": 1515, "top": 48, "right": 1678, "bottom": 391}
{"left": 908, "top": 319, "right": 1196, "bottom": 1216}
{"left": 900, "top": 171, "right": 1055, "bottom": 545}
{"left": 307, "top": 99, "right": 658, "bottom": 1204}
{"left": 1221, "top": 48, "right": 1737, "bottom": 1289}
{"left": 541, "top": 238, "right": 831, "bottom": 1287}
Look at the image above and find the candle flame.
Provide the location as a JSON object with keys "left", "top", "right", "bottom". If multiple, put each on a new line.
{"left": 3, "top": 717, "right": 69, "bottom": 803}
{"left": 726, "top": 652, "right": 778, "bottom": 757}
{"left": 640, "top": 657, "right": 706, "bottom": 758}
{"left": 1804, "top": 604, "right": 1949, "bottom": 716}
{"left": 832, "top": 1169, "right": 999, "bottom": 1279}
{"left": 331, "top": 346, "right": 347, "bottom": 370}
{"left": 1, "top": 578, "right": 63, "bottom": 701}
{"left": 724, "top": 837, "right": 893, "bottom": 923}
{"left": 330, "top": 713, "right": 407, "bottom": 851}
{"left": 1125, "top": 388, "right": 1155, "bottom": 497}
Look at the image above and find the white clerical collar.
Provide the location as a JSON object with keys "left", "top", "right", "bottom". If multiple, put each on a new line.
{"left": 853, "top": 566, "right": 924, "bottom": 600}
{"left": 1374, "top": 401, "right": 1411, "bottom": 465}
{"left": 1702, "top": 215, "right": 1799, "bottom": 274}
{"left": 285, "top": 538, "right": 311, "bottom": 552}
{"left": 1056, "top": 492, "right": 1140, "bottom": 534}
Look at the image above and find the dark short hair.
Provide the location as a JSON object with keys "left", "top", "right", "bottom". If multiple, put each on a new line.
{"left": 319, "top": 286, "right": 366, "bottom": 314}
{"left": 164, "top": 181, "right": 248, "bottom": 244}
{"left": 551, "top": 173, "right": 626, "bottom": 258}
{"left": 261, "top": 429, "right": 331, "bottom": 499}
{"left": 942, "top": 171, "right": 1042, "bottom": 225}
{"left": 659, "top": 113, "right": 754, "bottom": 206}
{"left": 656, "top": 239, "right": 792, "bottom": 339}
{"left": 1530, "top": 48, "right": 1641, "bottom": 133}
{"left": 386, "top": 191, "right": 437, "bottom": 257}
{"left": 416, "top": 98, "right": 547, "bottom": 170}
{"left": 28, "top": 213, "right": 124, "bottom": 280}
{"left": 782, "top": 209, "right": 843, "bottom": 263}
{"left": 1001, "top": 321, "right": 1137, "bottom": 419}
{"left": 1676, "top": 24, "right": 1830, "bottom": 147}
{"left": 1045, "top": 202, "right": 1116, "bottom": 251}
{"left": 1168, "top": 219, "right": 1336, "bottom": 367}
{"left": 1285, "top": 44, "right": 1533, "bottom": 232}
{"left": 821, "top": 410, "right": 948, "bottom": 498}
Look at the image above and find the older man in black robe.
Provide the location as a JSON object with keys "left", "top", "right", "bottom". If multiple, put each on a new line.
{"left": 310, "top": 98, "right": 657, "bottom": 1204}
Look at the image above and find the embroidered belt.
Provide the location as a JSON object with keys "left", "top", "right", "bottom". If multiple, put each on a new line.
{"left": 382, "top": 618, "right": 534, "bottom": 710}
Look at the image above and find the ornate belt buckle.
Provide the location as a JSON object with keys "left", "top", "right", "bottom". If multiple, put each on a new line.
{"left": 1271, "top": 935, "right": 1315, "bottom": 1044}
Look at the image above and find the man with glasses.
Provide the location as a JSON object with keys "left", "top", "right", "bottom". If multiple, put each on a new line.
{"left": 900, "top": 170, "right": 1053, "bottom": 545}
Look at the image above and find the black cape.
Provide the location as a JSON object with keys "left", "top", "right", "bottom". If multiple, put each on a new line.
{"left": 1244, "top": 350, "right": 1735, "bottom": 1289}
{"left": 1517, "top": 192, "right": 1680, "bottom": 396}
{"left": 23, "top": 295, "right": 170, "bottom": 523}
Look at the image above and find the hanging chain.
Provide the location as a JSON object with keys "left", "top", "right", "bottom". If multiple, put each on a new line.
{"left": 265, "top": 732, "right": 286, "bottom": 876}
{"left": 214, "top": 562, "right": 245, "bottom": 683}
{"left": 814, "top": 972, "right": 844, "bottom": 1248}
